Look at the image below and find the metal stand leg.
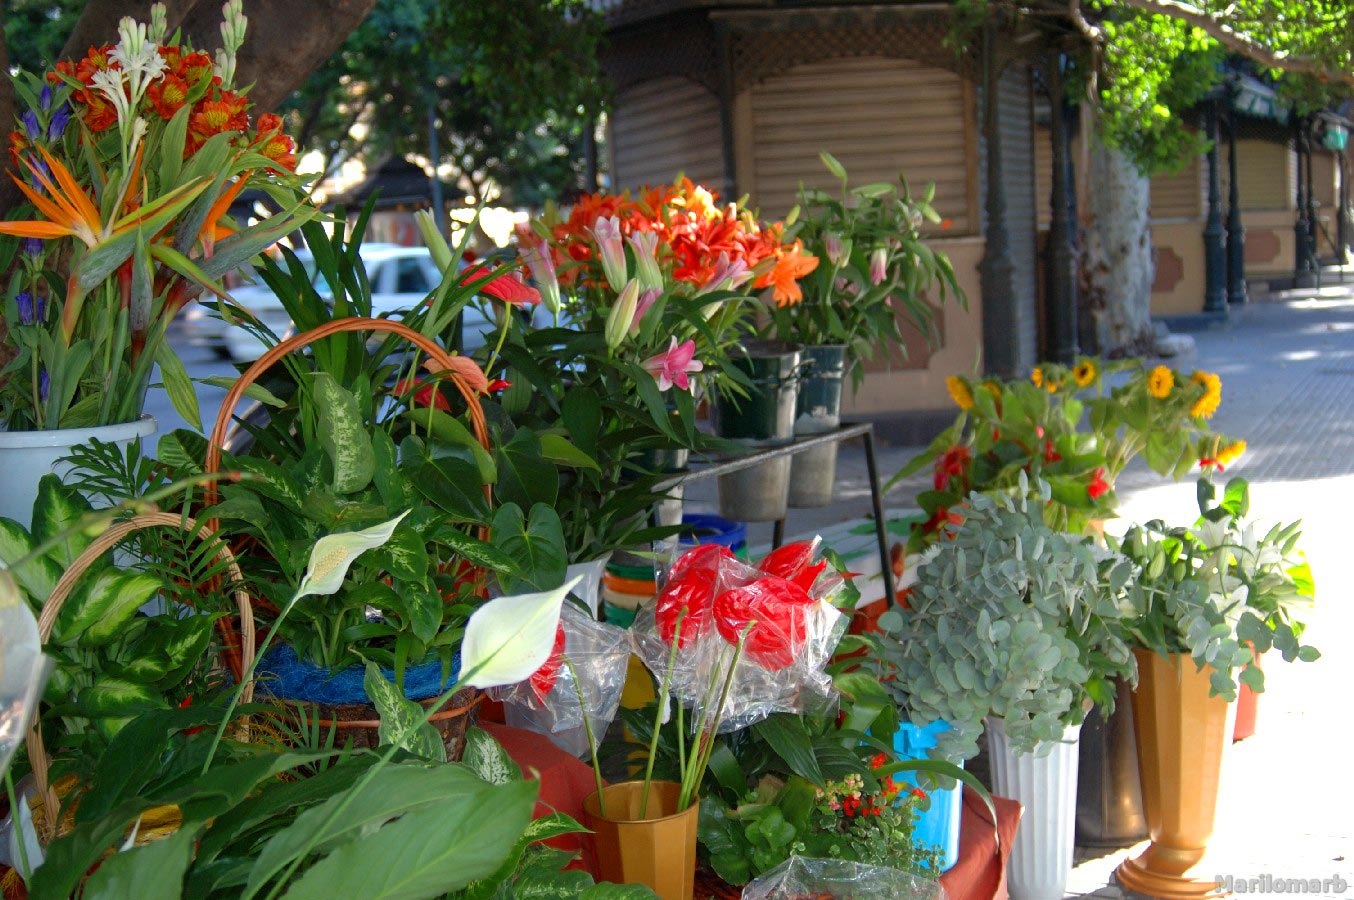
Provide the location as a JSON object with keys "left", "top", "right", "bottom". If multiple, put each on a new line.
{"left": 771, "top": 519, "right": 785, "bottom": 550}
{"left": 864, "top": 430, "right": 897, "bottom": 606}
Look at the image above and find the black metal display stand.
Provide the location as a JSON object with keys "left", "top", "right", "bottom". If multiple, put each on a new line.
{"left": 654, "top": 422, "right": 897, "bottom": 604}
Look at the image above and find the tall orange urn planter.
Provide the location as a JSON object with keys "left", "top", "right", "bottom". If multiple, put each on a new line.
{"left": 583, "top": 781, "right": 699, "bottom": 900}
{"left": 1116, "top": 649, "right": 1231, "bottom": 899}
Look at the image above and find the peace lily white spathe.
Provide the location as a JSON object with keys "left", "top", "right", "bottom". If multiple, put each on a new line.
{"left": 0, "top": 570, "right": 48, "bottom": 778}
{"left": 460, "top": 575, "right": 582, "bottom": 689}
{"left": 295, "top": 510, "right": 411, "bottom": 600}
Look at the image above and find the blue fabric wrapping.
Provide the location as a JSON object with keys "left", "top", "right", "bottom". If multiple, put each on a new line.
{"left": 255, "top": 644, "right": 460, "bottom": 705}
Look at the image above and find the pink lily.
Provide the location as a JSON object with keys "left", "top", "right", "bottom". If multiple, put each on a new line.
{"left": 696, "top": 252, "right": 753, "bottom": 297}
{"left": 642, "top": 337, "right": 703, "bottom": 392}
{"left": 869, "top": 248, "right": 888, "bottom": 286}
{"left": 590, "top": 215, "right": 627, "bottom": 290}
{"left": 630, "top": 287, "right": 660, "bottom": 336}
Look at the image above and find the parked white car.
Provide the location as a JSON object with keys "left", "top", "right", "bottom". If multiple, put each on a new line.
{"left": 212, "top": 244, "right": 506, "bottom": 361}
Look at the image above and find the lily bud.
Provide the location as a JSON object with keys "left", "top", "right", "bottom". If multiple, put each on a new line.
{"left": 605, "top": 279, "right": 641, "bottom": 351}
{"left": 591, "top": 215, "right": 628, "bottom": 291}
{"left": 415, "top": 209, "right": 454, "bottom": 272}
{"left": 869, "top": 247, "right": 888, "bottom": 286}
{"left": 825, "top": 233, "right": 852, "bottom": 269}
{"left": 627, "top": 230, "right": 663, "bottom": 292}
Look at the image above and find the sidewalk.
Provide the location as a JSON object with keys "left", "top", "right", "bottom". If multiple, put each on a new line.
{"left": 686, "top": 279, "right": 1354, "bottom": 898}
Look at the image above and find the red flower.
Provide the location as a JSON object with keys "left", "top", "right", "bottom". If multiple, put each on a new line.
{"left": 80, "top": 90, "right": 119, "bottom": 132}
{"left": 758, "top": 541, "right": 827, "bottom": 591}
{"left": 655, "top": 566, "right": 719, "bottom": 648}
{"left": 460, "top": 263, "right": 541, "bottom": 306}
{"left": 1042, "top": 439, "right": 1062, "bottom": 464}
{"left": 911, "top": 786, "right": 927, "bottom": 800}
{"left": 1087, "top": 467, "right": 1110, "bottom": 501}
{"left": 670, "top": 543, "right": 734, "bottom": 580}
{"left": 923, "top": 506, "right": 965, "bottom": 536}
{"left": 869, "top": 753, "right": 888, "bottom": 769}
{"left": 395, "top": 378, "right": 450, "bottom": 412}
{"left": 529, "top": 622, "right": 567, "bottom": 702}
{"left": 933, "top": 445, "right": 971, "bottom": 491}
{"left": 147, "top": 74, "right": 189, "bottom": 120}
{"left": 177, "top": 696, "right": 204, "bottom": 735}
{"left": 190, "top": 99, "right": 239, "bottom": 142}
{"left": 260, "top": 133, "right": 298, "bottom": 173}
{"left": 486, "top": 379, "right": 512, "bottom": 393}
{"left": 712, "top": 576, "right": 815, "bottom": 671}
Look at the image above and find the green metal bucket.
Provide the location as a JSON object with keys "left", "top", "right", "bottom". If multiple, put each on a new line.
{"left": 789, "top": 344, "right": 847, "bottom": 508}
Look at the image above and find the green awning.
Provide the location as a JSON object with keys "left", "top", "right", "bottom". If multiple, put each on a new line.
{"left": 1229, "top": 77, "right": 1288, "bottom": 124}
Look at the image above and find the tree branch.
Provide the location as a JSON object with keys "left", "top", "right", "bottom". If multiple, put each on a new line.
{"left": 1112, "top": 0, "right": 1354, "bottom": 86}
{"left": 59, "top": 0, "right": 199, "bottom": 61}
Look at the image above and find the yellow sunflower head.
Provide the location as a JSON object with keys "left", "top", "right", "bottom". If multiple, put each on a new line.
{"left": 1072, "top": 359, "right": 1097, "bottom": 388}
{"left": 946, "top": 375, "right": 974, "bottom": 411}
{"left": 1147, "top": 365, "right": 1174, "bottom": 399}
{"left": 1216, "top": 439, "right": 1246, "bottom": 466}
{"left": 1045, "top": 378, "right": 1061, "bottom": 394}
{"left": 1189, "top": 371, "right": 1222, "bottom": 418}
{"left": 1030, "top": 367, "right": 1044, "bottom": 388}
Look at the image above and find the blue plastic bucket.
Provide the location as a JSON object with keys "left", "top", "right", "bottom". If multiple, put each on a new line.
{"left": 678, "top": 513, "right": 746, "bottom": 554}
{"left": 894, "top": 720, "right": 963, "bottom": 872}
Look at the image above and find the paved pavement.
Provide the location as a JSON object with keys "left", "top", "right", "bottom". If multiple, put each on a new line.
{"left": 685, "top": 272, "right": 1354, "bottom": 898}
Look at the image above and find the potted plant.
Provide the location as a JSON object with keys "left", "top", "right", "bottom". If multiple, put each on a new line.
{"left": 0, "top": 2, "right": 310, "bottom": 527}
{"left": 767, "top": 153, "right": 963, "bottom": 508}
{"left": 875, "top": 482, "right": 1136, "bottom": 900}
{"left": 1112, "top": 477, "right": 1317, "bottom": 898}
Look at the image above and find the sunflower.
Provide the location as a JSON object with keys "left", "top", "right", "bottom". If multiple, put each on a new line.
{"left": 1072, "top": 359, "right": 1097, "bottom": 388}
{"left": 946, "top": 375, "right": 974, "bottom": 411}
{"left": 1030, "top": 367, "right": 1044, "bottom": 388}
{"left": 1045, "top": 378, "right": 1061, "bottom": 394}
{"left": 1217, "top": 439, "right": 1246, "bottom": 466}
{"left": 1147, "top": 365, "right": 1174, "bottom": 399}
{"left": 1189, "top": 371, "right": 1222, "bottom": 418}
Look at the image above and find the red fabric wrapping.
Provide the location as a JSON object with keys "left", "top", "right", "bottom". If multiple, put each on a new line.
{"left": 940, "top": 789, "right": 1023, "bottom": 900}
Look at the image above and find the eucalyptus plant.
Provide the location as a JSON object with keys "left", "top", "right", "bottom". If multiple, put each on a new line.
{"left": 1113, "top": 477, "right": 1318, "bottom": 702}
{"left": 876, "top": 481, "right": 1137, "bottom": 761}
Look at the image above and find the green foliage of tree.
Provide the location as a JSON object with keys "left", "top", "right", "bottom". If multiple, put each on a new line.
{"left": 281, "top": 0, "right": 606, "bottom": 207}
{"left": 3, "top": 0, "right": 83, "bottom": 72}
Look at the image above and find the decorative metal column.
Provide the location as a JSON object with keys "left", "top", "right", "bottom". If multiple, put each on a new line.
{"left": 1225, "top": 96, "right": 1248, "bottom": 304}
{"left": 1294, "top": 115, "right": 1316, "bottom": 286}
{"left": 1306, "top": 128, "right": 1319, "bottom": 269}
{"left": 1044, "top": 52, "right": 1079, "bottom": 362}
{"left": 1203, "top": 101, "right": 1228, "bottom": 314}
{"left": 1339, "top": 150, "right": 1350, "bottom": 265}
{"left": 978, "top": 23, "right": 1021, "bottom": 377}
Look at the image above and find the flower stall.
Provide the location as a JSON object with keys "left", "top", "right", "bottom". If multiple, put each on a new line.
{"left": 0, "top": 5, "right": 1324, "bottom": 900}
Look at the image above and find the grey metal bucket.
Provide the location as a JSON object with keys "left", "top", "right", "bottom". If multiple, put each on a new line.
{"left": 788, "top": 345, "right": 847, "bottom": 508}
{"left": 717, "top": 455, "right": 793, "bottom": 522}
{"left": 712, "top": 341, "right": 801, "bottom": 522}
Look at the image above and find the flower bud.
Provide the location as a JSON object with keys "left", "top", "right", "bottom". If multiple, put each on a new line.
{"left": 591, "top": 215, "right": 628, "bottom": 291}
{"left": 415, "top": 209, "right": 454, "bottom": 273}
{"left": 627, "top": 230, "right": 663, "bottom": 292}
{"left": 869, "top": 247, "right": 887, "bottom": 286}
{"left": 605, "top": 279, "right": 640, "bottom": 351}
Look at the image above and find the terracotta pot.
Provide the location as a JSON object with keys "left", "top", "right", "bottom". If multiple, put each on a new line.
{"left": 1232, "top": 650, "right": 1262, "bottom": 742}
{"left": 583, "top": 781, "right": 698, "bottom": 900}
{"left": 1116, "top": 649, "right": 1231, "bottom": 899}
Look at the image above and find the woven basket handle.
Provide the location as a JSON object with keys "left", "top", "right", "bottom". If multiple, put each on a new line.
{"left": 200, "top": 317, "right": 492, "bottom": 676}
{"left": 25, "top": 512, "right": 256, "bottom": 841}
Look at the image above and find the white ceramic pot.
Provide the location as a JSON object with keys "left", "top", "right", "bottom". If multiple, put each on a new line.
{"left": 986, "top": 716, "right": 1082, "bottom": 900}
{"left": 0, "top": 417, "right": 156, "bottom": 528}
{"left": 565, "top": 554, "right": 611, "bottom": 616}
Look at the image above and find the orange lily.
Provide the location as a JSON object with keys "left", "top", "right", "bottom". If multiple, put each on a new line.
{"left": 758, "top": 240, "right": 820, "bottom": 307}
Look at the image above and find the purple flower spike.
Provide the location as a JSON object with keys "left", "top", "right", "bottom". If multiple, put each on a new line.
{"left": 37, "top": 296, "right": 46, "bottom": 321}
{"left": 21, "top": 110, "right": 40, "bottom": 142}
{"left": 16, "top": 291, "right": 35, "bottom": 325}
{"left": 39, "top": 368, "right": 50, "bottom": 403}
{"left": 48, "top": 106, "right": 70, "bottom": 141}
{"left": 22, "top": 238, "right": 43, "bottom": 258}
{"left": 39, "top": 85, "right": 52, "bottom": 112}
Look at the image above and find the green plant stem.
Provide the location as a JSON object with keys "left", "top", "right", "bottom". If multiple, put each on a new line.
{"left": 4, "top": 770, "right": 31, "bottom": 877}
{"left": 640, "top": 609, "right": 684, "bottom": 819}
{"left": 484, "top": 302, "right": 513, "bottom": 375}
{"left": 679, "top": 637, "right": 745, "bottom": 810}
{"left": 562, "top": 656, "right": 605, "bottom": 817}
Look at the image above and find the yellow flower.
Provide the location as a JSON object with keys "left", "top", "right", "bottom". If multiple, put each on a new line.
{"left": 1147, "top": 365, "right": 1174, "bottom": 399}
{"left": 1072, "top": 360, "right": 1097, "bottom": 388}
{"left": 946, "top": 375, "right": 974, "bottom": 411}
{"left": 1217, "top": 439, "right": 1246, "bottom": 466}
{"left": 981, "top": 382, "right": 1002, "bottom": 400}
{"left": 1045, "top": 378, "right": 1061, "bottom": 394}
{"left": 1030, "top": 367, "right": 1044, "bottom": 388}
{"left": 1189, "top": 371, "right": 1222, "bottom": 418}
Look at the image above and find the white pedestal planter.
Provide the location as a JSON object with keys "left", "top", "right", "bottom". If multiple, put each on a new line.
{"left": 0, "top": 417, "right": 156, "bottom": 527}
{"left": 986, "top": 717, "right": 1082, "bottom": 900}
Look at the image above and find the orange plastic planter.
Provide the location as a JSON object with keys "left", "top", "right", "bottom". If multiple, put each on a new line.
{"left": 1116, "top": 649, "right": 1230, "bottom": 899}
{"left": 583, "top": 781, "right": 698, "bottom": 900}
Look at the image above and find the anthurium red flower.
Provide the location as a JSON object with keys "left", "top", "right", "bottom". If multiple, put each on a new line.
{"left": 394, "top": 378, "right": 450, "bottom": 412}
{"left": 669, "top": 543, "right": 734, "bottom": 580}
{"left": 460, "top": 263, "right": 541, "bottom": 306}
{"left": 655, "top": 566, "right": 718, "bottom": 648}
{"left": 528, "top": 622, "right": 567, "bottom": 702}
{"left": 758, "top": 541, "right": 827, "bottom": 591}
{"left": 712, "top": 576, "right": 815, "bottom": 671}
{"left": 1088, "top": 467, "right": 1110, "bottom": 500}
{"left": 486, "top": 379, "right": 512, "bottom": 393}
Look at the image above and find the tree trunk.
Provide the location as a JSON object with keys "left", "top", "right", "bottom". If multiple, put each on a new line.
{"left": 1079, "top": 136, "right": 1156, "bottom": 356}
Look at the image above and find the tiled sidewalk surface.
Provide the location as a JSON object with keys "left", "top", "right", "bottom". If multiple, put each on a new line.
{"left": 685, "top": 271, "right": 1354, "bottom": 898}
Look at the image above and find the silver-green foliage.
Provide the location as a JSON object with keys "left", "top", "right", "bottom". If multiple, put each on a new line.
{"left": 877, "top": 482, "right": 1136, "bottom": 761}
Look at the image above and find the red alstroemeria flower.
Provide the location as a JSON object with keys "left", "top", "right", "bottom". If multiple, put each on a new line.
{"left": 655, "top": 565, "right": 718, "bottom": 649}
{"left": 529, "top": 622, "right": 567, "bottom": 702}
{"left": 1087, "top": 467, "right": 1110, "bottom": 500}
{"left": 394, "top": 378, "right": 450, "bottom": 412}
{"left": 712, "top": 576, "right": 815, "bottom": 671}
{"left": 146, "top": 74, "right": 189, "bottom": 120}
{"left": 460, "top": 263, "right": 541, "bottom": 306}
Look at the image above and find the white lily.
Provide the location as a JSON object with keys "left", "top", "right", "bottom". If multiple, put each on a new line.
{"left": 460, "top": 576, "right": 582, "bottom": 689}
{"left": 295, "top": 510, "right": 410, "bottom": 601}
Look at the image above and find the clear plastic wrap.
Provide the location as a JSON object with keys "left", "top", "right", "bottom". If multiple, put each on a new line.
{"left": 632, "top": 540, "right": 845, "bottom": 732}
{"left": 742, "top": 856, "right": 949, "bottom": 900}
{"left": 489, "top": 600, "right": 632, "bottom": 754}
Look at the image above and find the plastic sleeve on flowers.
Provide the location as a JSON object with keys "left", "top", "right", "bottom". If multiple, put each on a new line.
{"left": 742, "top": 856, "right": 949, "bottom": 900}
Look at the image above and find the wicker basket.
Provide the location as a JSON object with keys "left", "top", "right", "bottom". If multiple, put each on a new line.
{"left": 23, "top": 512, "right": 256, "bottom": 844}
{"left": 201, "top": 317, "right": 492, "bottom": 754}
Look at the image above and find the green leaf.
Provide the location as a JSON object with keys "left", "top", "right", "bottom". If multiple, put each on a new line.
{"left": 155, "top": 339, "right": 202, "bottom": 432}
{"left": 82, "top": 823, "right": 195, "bottom": 900}
{"left": 408, "top": 408, "right": 497, "bottom": 484}
{"left": 363, "top": 662, "right": 446, "bottom": 763}
{"left": 490, "top": 503, "right": 567, "bottom": 594}
{"left": 538, "top": 434, "right": 600, "bottom": 471}
{"left": 0, "top": 517, "right": 62, "bottom": 603}
{"left": 277, "top": 779, "right": 536, "bottom": 900}
{"left": 311, "top": 372, "right": 375, "bottom": 494}
{"left": 31, "top": 474, "right": 94, "bottom": 568}
{"left": 461, "top": 727, "right": 524, "bottom": 785}
{"left": 753, "top": 715, "right": 825, "bottom": 787}
{"left": 54, "top": 569, "right": 165, "bottom": 647}
{"left": 495, "top": 430, "right": 559, "bottom": 510}
{"left": 411, "top": 456, "right": 490, "bottom": 522}
{"left": 199, "top": 376, "right": 285, "bottom": 408}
